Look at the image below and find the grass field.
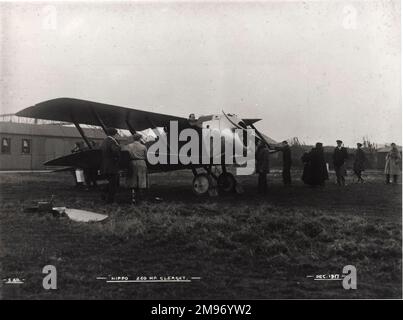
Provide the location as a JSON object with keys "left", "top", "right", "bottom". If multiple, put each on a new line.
{"left": 0, "top": 169, "right": 401, "bottom": 299}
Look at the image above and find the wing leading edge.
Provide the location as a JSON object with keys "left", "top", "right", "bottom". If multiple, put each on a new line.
{"left": 16, "top": 98, "right": 188, "bottom": 131}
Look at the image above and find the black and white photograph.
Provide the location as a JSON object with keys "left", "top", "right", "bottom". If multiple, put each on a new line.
{"left": 0, "top": 0, "right": 401, "bottom": 304}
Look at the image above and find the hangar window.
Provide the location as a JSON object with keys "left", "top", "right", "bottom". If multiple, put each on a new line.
{"left": 1, "top": 137, "right": 11, "bottom": 154}
{"left": 22, "top": 139, "right": 31, "bottom": 154}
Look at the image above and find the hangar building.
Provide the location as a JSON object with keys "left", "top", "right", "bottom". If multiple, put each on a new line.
{"left": 0, "top": 120, "right": 105, "bottom": 170}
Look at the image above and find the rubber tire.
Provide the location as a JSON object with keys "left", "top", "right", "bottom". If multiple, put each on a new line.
{"left": 217, "top": 172, "right": 236, "bottom": 193}
{"left": 192, "top": 173, "right": 212, "bottom": 196}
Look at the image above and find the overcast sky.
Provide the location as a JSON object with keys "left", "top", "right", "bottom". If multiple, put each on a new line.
{"left": 0, "top": 0, "right": 401, "bottom": 146}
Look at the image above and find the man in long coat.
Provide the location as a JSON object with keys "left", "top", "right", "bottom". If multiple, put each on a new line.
{"left": 302, "top": 143, "right": 329, "bottom": 186}
{"left": 353, "top": 143, "right": 366, "bottom": 183}
{"left": 333, "top": 140, "right": 349, "bottom": 186}
{"left": 275, "top": 140, "right": 292, "bottom": 185}
{"left": 100, "top": 127, "right": 121, "bottom": 203}
{"left": 123, "top": 133, "right": 148, "bottom": 204}
{"left": 385, "top": 143, "right": 401, "bottom": 184}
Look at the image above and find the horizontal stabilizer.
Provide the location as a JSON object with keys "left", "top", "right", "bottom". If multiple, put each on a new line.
{"left": 242, "top": 118, "right": 261, "bottom": 126}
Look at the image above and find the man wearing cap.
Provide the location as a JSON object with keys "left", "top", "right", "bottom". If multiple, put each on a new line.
{"left": 124, "top": 133, "right": 148, "bottom": 204}
{"left": 333, "top": 140, "right": 349, "bottom": 186}
{"left": 353, "top": 143, "right": 366, "bottom": 183}
{"left": 100, "top": 127, "right": 121, "bottom": 203}
{"left": 275, "top": 140, "right": 292, "bottom": 185}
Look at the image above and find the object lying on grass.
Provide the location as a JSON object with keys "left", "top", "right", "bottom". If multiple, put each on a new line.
{"left": 23, "top": 202, "right": 107, "bottom": 222}
{"left": 52, "top": 207, "right": 108, "bottom": 222}
{"left": 23, "top": 198, "right": 54, "bottom": 213}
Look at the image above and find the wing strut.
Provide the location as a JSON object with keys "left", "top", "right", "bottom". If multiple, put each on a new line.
{"left": 70, "top": 109, "right": 93, "bottom": 149}
{"left": 125, "top": 111, "right": 137, "bottom": 135}
{"left": 146, "top": 116, "right": 165, "bottom": 141}
{"left": 146, "top": 116, "right": 172, "bottom": 154}
{"left": 73, "top": 121, "right": 93, "bottom": 149}
{"left": 90, "top": 107, "right": 108, "bottom": 135}
{"left": 248, "top": 123, "right": 266, "bottom": 144}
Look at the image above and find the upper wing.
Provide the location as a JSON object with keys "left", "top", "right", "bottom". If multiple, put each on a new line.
{"left": 16, "top": 97, "right": 188, "bottom": 131}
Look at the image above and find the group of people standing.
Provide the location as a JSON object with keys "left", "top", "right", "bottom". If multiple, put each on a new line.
{"left": 255, "top": 138, "right": 401, "bottom": 192}
{"left": 94, "top": 129, "right": 401, "bottom": 201}
{"left": 301, "top": 139, "right": 352, "bottom": 187}
{"left": 99, "top": 128, "right": 148, "bottom": 204}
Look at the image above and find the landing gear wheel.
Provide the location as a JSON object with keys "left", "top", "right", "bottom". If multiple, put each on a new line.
{"left": 217, "top": 172, "right": 236, "bottom": 193}
{"left": 192, "top": 173, "right": 212, "bottom": 196}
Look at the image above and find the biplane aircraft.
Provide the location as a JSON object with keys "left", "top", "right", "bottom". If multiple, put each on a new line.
{"left": 16, "top": 98, "right": 276, "bottom": 195}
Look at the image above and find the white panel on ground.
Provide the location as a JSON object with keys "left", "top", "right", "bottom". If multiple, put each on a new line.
{"left": 57, "top": 208, "right": 108, "bottom": 222}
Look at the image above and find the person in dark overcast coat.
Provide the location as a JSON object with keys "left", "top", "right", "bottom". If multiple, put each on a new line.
{"left": 275, "top": 140, "right": 292, "bottom": 185}
{"left": 302, "top": 142, "right": 329, "bottom": 186}
{"left": 100, "top": 127, "right": 121, "bottom": 203}
{"left": 353, "top": 143, "right": 366, "bottom": 183}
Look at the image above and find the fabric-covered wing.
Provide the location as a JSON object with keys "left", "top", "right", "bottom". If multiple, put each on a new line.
{"left": 16, "top": 97, "right": 188, "bottom": 131}
{"left": 45, "top": 149, "right": 131, "bottom": 169}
